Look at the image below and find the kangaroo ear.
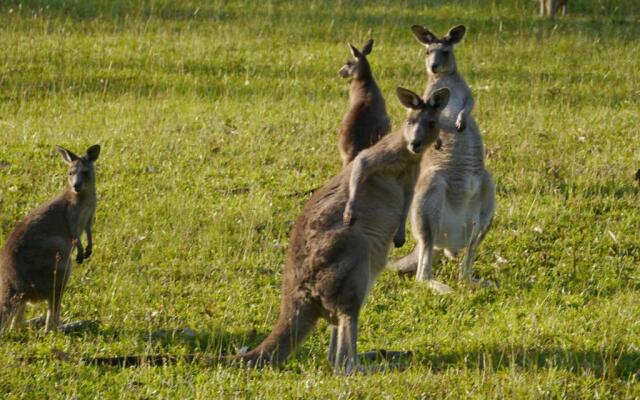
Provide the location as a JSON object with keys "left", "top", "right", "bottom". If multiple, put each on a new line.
{"left": 85, "top": 144, "right": 101, "bottom": 162}
{"left": 426, "top": 87, "right": 450, "bottom": 112}
{"left": 56, "top": 146, "right": 79, "bottom": 164}
{"left": 348, "top": 42, "right": 362, "bottom": 59}
{"left": 445, "top": 25, "right": 466, "bottom": 44}
{"left": 361, "top": 39, "right": 373, "bottom": 56}
{"left": 411, "top": 25, "right": 437, "bottom": 45}
{"left": 396, "top": 87, "right": 424, "bottom": 110}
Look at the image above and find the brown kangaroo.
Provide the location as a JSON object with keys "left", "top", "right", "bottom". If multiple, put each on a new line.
{"left": 337, "top": 39, "right": 391, "bottom": 166}
{"left": 233, "top": 87, "right": 450, "bottom": 373}
{"left": 0, "top": 145, "right": 100, "bottom": 333}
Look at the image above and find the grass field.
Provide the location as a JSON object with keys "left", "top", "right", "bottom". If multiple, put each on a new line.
{"left": 0, "top": 0, "right": 639, "bottom": 398}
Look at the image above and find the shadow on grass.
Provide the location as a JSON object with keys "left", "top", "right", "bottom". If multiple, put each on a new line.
{"left": 419, "top": 345, "right": 640, "bottom": 380}
{"left": 139, "top": 325, "right": 265, "bottom": 355}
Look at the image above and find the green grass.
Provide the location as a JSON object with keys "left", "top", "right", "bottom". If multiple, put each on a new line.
{"left": 1, "top": 0, "right": 639, "bottom": 398}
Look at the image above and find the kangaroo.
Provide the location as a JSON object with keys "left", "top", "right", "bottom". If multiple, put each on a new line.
{"left": 540, "top": 0, "right": 568, "bottom": 17}
{"left": 0, "top": 145, "right": 100, "bottom": 333}
{"left": 337, "top": 39, "right": 391, "bottom": 166}
{"left": 389, "top": 25, "right": 496, "bottom": 294}
{"left": 232, "top": 87, "right": 450, "bottom": 373}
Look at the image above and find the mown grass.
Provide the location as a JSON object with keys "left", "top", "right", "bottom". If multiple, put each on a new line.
{"left": 0, "top": 0, "right": 639, "bottom": 398}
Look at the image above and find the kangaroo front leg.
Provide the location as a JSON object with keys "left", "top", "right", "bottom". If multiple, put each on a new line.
{"left": 84, "top": 215, "right": 94, "bottom": 260}
{"left": 393, "top": 186, "right": 414, "bottom": 248}
{"left": 455, "top": 96, "right": 474, "bottom": 132}
{"left": 75, "top": 238, "right": 84, "bottom": 264}
{"left": 344, "top": 153, "right": 385, "bottom": 226}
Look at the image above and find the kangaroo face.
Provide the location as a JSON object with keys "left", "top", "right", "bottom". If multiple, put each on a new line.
{"left": 411, "top": 25, "right": 466, "bottom": 75}
{"left": 338, "top": 39, "right": 373, "bottom": 80}
{"left": 57, "top": 145, "right": 101, "bottom": 194}
{"left": 425, "top": 42, "right": 456, "bottom": 75}
{"left": 396, "top": 87, "right": 450, "bottom": 154}
{"left": 67, "top": 159, "right": 94, "bottom": 194}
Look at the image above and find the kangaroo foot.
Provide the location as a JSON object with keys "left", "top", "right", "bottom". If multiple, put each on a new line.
{"left": 26, "top": 316, "right": 46, "bottom": 328}
{"left": 465, "top": 278, "right": 497, "bottom": 289}
{"left": 425, "top": 279, "right": 454, "bottom": 294}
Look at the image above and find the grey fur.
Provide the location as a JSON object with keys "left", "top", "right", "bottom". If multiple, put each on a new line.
{"left": 389, "top": 25, "right": 496, "bottom": 293}
{"left": 232, "top": 88, "right": 449, "bottom": 373}
{"left": 0, "top": 145, "right": 100, "bottom": 333}
{"left": 540, "top": 0, "right": 568, "bottom": 17}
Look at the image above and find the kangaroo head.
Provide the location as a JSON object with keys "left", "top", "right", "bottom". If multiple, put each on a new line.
{"left": 396, "top": 87, "right": 450, "bottom": 154}
{"left": 411, "top": 25, "right": 465, "bottom": 75}
{"left": 56, "top": 144, "right": 101, "bottom": 194}
{"left": 338, "top": 39, "right": 374, "bottom": 81}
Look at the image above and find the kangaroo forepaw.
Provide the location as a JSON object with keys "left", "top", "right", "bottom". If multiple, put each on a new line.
{"left": 393, "top": 233, "right": 406, "bottom": 248}
{"left": 83, "top": 246, "right": 92, "bottom": 260}
{"left": 455, "top": 115, "right": 466, "bottom": 132}
{"left": 343, "top": 206, "right": 356, "bottom": 226}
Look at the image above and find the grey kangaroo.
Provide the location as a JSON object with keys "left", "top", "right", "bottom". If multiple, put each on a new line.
{"left": 540, "top": 0, "right": 568, "bottom": 17}
{"left": 337, "top": 39, "right": 391, "bottom": 166}
{"left": 389, "top": 25, "right": 496, "bottom": 294}
{"left": 233, "top": 87, "right": 450, "bottom": 373}
{"left": 0, "top": 145, "right": 100, "bottom": 333}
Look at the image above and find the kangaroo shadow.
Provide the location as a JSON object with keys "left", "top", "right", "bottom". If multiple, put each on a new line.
{"left": 138, "top": 326, "right": 266, "bottom": 355}
{"left": 417, "top": 345, "right": 640, "bottom": 380}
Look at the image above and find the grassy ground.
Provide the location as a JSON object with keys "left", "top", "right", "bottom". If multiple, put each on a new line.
{"left": 0, "top": 0, "right": 639, "bottom": 398}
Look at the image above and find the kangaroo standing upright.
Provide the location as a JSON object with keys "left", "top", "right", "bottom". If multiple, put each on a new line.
{"left": 0, "top": 145, "right": 100, "bottom": 333}
{"left": 337, "top": 39, "right": 391, "bottom": 166}
{"left": 233, "top": 88, "right": 450, "bottom": 373}
{"left": 389, "top": 25, "right": 496, "bottom": 294}
{"left": 540, "top": 0, "right": 568, "bottom": 17}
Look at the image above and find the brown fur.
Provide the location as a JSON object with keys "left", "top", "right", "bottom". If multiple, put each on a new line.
{"left": 338, "top": 39, "right": 391, "bottom": 166}
{"left": 233, "top": 87, "right": 450, "bottom": 373}
{"left": 0, "top": 145, "right": 100, "bottom": 333}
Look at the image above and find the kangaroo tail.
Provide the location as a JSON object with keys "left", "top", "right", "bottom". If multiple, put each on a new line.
{"left": 230, "top": 303, "right": 319, "bottom": 367}
{"left": 387, "top": 247, "right": 418, "bottom": 274}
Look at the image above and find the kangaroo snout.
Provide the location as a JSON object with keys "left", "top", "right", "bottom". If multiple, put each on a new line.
{"left": 410, "top": 139, "right": 424, "bottom": 153}
{"left": 430, "top": 63, "right": 438, "bottom": 73}
{"left": 73, "top": 183, "right": 82, "bottom": 192}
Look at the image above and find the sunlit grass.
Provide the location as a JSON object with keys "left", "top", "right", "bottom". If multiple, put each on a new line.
{"left": 0, "top": 0, "right": 639, "bottom": 398}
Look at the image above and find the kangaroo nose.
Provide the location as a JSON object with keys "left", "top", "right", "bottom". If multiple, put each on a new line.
{"left": 430, "top": 63, "right": 438, "bottom": 72}
{"left": 73, "top": 183, "right": 82, "bottom": 192}
{"left": 411, "top": 139, "right": 423, "bottom": 151}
